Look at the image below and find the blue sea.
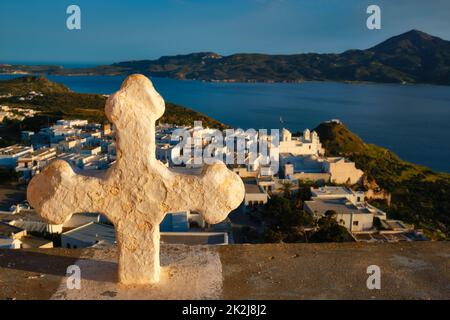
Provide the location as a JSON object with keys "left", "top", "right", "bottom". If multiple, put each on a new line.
{"left": 1, "top": 74, "right": 449, "bottom": 173}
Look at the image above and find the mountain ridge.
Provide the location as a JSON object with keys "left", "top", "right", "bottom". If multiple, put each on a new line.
{"left": 1, "top": 30, "right": 450, "bottom": 85}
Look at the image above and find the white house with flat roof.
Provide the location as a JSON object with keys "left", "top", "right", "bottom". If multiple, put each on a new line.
{"left": 311, "top": 186, "right": 365, "bottom": 205}
{"left": 0, "top": 144, "right": 33, "bottom": 168}
{"left": 62, "top": 222, "right": 116, "bottom": 249}
{"left": 56, "top": 136, "right": 87, "bottom": 152}
{"left": 243, "top": 178, "right": 269, "bottom": 208}
{"left": 304, "top": 198, "right": 375, "bottom": 232}
{"left": 305, "top": 186, "right": 387, "bottom": 232}
{"left": 0, "top": 221, "right": 53, "bottom": 249}
{"left": 15, "top": 147, "right": 57, "bottom": 180}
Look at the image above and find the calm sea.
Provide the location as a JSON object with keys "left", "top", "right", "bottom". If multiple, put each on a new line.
{"left": 1, "top": 74, "right": 449, "bottom": 173}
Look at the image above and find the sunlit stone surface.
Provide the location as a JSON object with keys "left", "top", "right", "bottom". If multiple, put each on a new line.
{"left": 27, "top": 74, "right": 245, "bottom": 285}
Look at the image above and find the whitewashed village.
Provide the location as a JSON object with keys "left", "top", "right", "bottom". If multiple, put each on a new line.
{"left": 0, "top": 102, "right": 427, "bottom": 249}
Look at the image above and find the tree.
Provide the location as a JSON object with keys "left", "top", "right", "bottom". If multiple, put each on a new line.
{"left": 297, "top": 185, "right": 312, "bottom": 202}
{"left": 324, "top": 210, "right": 337, "bottom": 218}
{"left": 281, "top": 181, "right": 294, "bottom": 198}
{"left": 263, "top": 229, "right": 284, "bottom": 243}
{"left": 262, "top": 196, "right": 295, "bottom": 227}
{"left": 261, "top": 195, "right": 314, "bottom": 243}
{"left": 310, "top": 215, "right": 352, "bottom": 243}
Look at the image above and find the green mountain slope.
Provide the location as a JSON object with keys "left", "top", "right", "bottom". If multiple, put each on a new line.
{"left": 0, "top": 76, "right": 70, "bottom": 95}
{"left": 0, "top": 76, "right": 228, "bottom": 146}
{"left": 314, "top": 121, "right": 450, "bottom": 239}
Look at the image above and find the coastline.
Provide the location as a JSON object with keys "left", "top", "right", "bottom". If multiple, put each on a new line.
{"left": 1, "top": 72, "right": 449, "bottom": 87}
{"left": 1, "top": 74, "right": 449, "bottom": 173}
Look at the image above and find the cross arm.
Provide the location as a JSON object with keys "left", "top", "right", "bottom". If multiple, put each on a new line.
{"left": 27, "top": 159, "right": 110, "bottom": 225}
{"left": 164, "top": 162, "right": 245, "bottom": 224}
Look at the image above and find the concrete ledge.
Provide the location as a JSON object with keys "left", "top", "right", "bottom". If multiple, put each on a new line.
{"left": 0, "top": 242, "right": 449, "bottom": 300}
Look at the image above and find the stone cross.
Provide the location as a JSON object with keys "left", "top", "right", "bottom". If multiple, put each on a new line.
{"left": 27, "top": 74, "right": 245, "bottom": 285}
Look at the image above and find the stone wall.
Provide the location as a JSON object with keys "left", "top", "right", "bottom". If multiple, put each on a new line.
{"left": 0, "top": 242, "right": 448, "bottom": 299}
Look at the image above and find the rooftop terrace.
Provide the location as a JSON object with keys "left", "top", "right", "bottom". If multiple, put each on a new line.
{"left": 305, "top": 198, "right": 372, "bottom": 215}
{"left": 0, "top": 145, "right": 32, "bottom": 156}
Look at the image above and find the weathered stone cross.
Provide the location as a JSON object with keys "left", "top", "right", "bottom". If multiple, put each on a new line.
{"left": 27, "top": 74, "right": 245, "bottom": 285}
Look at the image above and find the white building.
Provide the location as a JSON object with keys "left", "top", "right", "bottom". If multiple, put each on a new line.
{"left": 1, "top": 208, "right": 63, "bottom": 234}
{"left": 311, "top": 186, "right": 365, "bottom": 204}
{"left": 39, "top": 119, "right": 91, "bottom": 144}
{"left": 243, "top": 178, "right": 269, "bottom": 208}
{"left": 279, "top": 153, "right": 330, "bottom": 183}
{"left": 80, "top": 145, "right": 102, "bottom": 155}
{"left": 0, "top": 238, "right": 22, "bottom": 249}
{"left": 62, "top": 222, "right": 116, "bottom": 249}
{"left": 58, "top": 153, "right": 109, "bottom": 170}
{"left": 279, "top": 128, "right": 325, "bottom": 156}
{"left": 0, "top": 221, "right": 53, "bottom": 249}
{"left": 0, "top": 145, "right": 34, "bottom": 168}
{"left": 304, "top": 186, "right": 387, "bottom": 232}
{"left": 323, "top": 157, "right": 364, "bottom": 185}
{"left": 56, "top": 136, "right": 87, "bottom": 152}
{"left": 62, "top": 213, "right": 105, "bottom": 229}
{"left": 304, "top": 198, "right": 376, "bottom": 232}
{"left": 56, "top": 119, "right": 89, "bottom": 127}
{"left": 278, "top": 153, "right": 363, "bottom": 185}
{"left": 15, "top": 147, "right": 57, "bottom": 180}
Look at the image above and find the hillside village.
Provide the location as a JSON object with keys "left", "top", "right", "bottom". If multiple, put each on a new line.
{"left": 0, "top": 107, "right": 427, "bottom": 249}
{"left": 0, "top": 104, "right": 39, "bottom": 122}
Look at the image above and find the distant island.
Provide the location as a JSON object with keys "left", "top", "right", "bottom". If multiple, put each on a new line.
{"left": 1, "top": 30, "right": 450, "bottom": 85}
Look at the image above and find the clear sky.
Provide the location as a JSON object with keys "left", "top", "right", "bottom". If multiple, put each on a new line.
{"left": 1, "top": 0, "right": 450, "bottom": 64}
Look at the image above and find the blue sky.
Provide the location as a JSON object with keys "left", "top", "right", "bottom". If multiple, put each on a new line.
{"left": 1, "top": 0, "right": 450, "bottom": 64}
